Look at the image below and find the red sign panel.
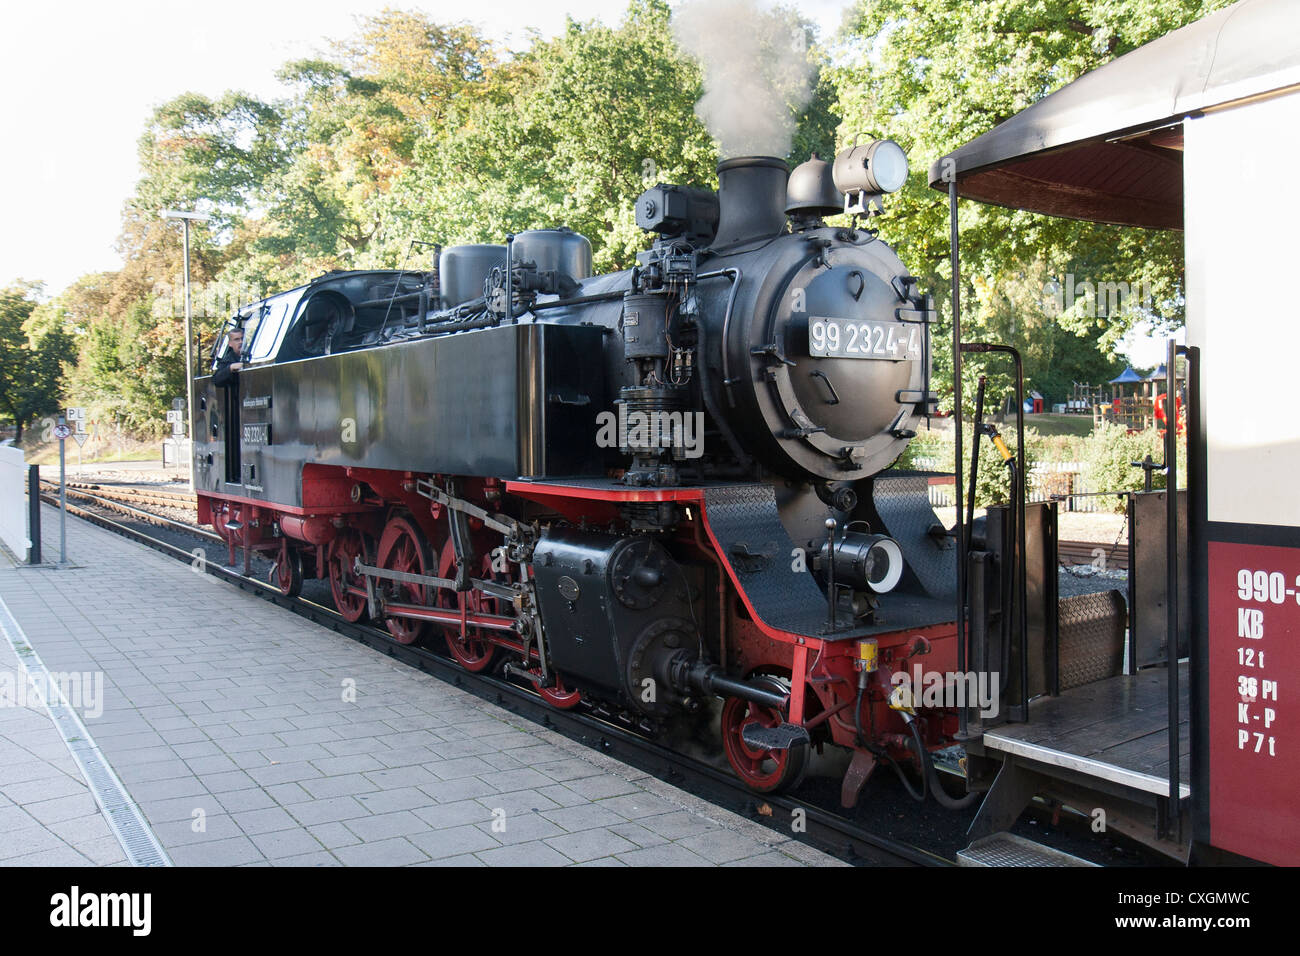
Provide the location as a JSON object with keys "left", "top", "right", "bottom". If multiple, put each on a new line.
{"left": 1207, "top": 540, "right": 1300, "bottom": 865}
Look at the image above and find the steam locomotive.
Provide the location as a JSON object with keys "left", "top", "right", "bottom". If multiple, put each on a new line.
{"left": 193, "top": 142, "right": 968, "bottom": 804}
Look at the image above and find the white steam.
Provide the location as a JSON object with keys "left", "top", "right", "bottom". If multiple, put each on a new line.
{"left": 673, "top": 0, "right": 816, "bottom": 160}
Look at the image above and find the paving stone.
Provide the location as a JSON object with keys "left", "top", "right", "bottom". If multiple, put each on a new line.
{"left": 407, "top": 823, "right": 501, "bottom": 860}
{"left": 285, "top": 796, "right": 370, "bottom": 826}
{"left": 216, "top": 788, "right": 278, "bottom": 814}
{"left": 477, "top": 788, "right": 562, "bottom": 817}
{"left": 3, "top": 774, "right": 87, "bottom": 805}
{"left": 353, "top": 786, "right": 430, "bottom": 814}
{"left": 250, "top": 827, "right": 328, "bottom": 860}
{"left": 412, "top": 799, "right": 491, "bottom": 830}
{"left": 595, "top": 792, "right": 679, "bottom": 820}
{"left": 232, "top": 806, "right": 299, "bottom": 836}
{"left": 561, "top": 774, "right": 643, "bottom": 801}
{"left": 541, "top": 803, "right": 629, "bottom": 833}
{"left": 0, "top": 824, "right": 65, "bottom": 860}
{"left": 273, "top": 851, "right": 341, "bottom": 867}
{"left": 342, "top": 810, "right": 428, "bottom": 842}
{"left": 168, "top": 837, "right": 264, "bottom": 867}
{"left": 616, "top": 843, "right": 711, "bottom": 867}
{"left": 333, "top": 837, "right": 428, "bottom": 867}
{"left": 413, "top": 853, "right": 485, "bottom": 867}
{"left": 476, "top": 840, "right": 572, "bottom": 867}
{"left": 637, "top": 809, "right": 721, "bottom": 842}
{"left": 545, "top": 828, "right": 639, "bottom": 863}
{"left": 3, "top": 845, "right": 91, "bottom": 866}
{"left": 306, "top": 822, "right": 363, "bottom": 850}
{"left": 675, "top": 828, "right": 777, "bottom": 864}
{"left": 606, "top": 822, "right": 670, "bottom": 849}
{"left": 475, "top": 812, "right": 564, "bottom": 844}
{"left": 722, "top": 851, "right": 806, "bottom": 866}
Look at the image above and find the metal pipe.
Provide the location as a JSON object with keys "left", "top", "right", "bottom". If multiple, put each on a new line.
{"left": 966, "top": 375, "right": 986, "bottom": 535}
{"left": 58, "top": 426, "right": 67, "bottom": 564}
{"left": 697, "top": 267, "right": 744, "bottom": 406}
{"left": 825, "top": 517, "right": 838, "bottom": 632}
{"left": 1165, "top": 338, "right": 1181, "bottom": 834}
{"left": 503, "top": 233, "right": 515, "bottom": 323}
{"left": 949, "top": 179, "right": 967, "bottom": 738}
{"left": 691, "top": 271, "right": 751, "bottom": 468}
{"left": 181, "top": 219, "right": 195, "bottom": 494}
{"left": 960, "top": 343, "right": 1026, "bottom": 716}
{"left": 27, "top": 464, "right": 40, "bottom": 565}
{"left": 685, "top": 664, "right": 789, "bottom": 711}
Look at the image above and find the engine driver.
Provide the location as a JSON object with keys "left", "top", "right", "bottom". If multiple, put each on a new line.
{"left": 212, "top": 326, "right": 245, "bottom": 388}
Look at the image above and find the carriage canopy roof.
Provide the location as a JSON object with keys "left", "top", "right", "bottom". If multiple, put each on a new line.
{"left": 927, "top": 0, "right": 1300, "bottom": 229}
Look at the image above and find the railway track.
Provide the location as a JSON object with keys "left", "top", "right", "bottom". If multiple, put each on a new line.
{"left": 40, "top": 481, "right": 217, "bottom": 543}
{"left": 59, "top": 482, "right": 197, "bottom": 510}
{"left": 35, "top": 487, "right": 950, "bottom": 867}
{"left": 1058, "top": 538, "right": 1129, "bottom": 570}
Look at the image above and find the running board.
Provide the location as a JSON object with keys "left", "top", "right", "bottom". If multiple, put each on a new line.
{"left": 957, "top": 832, "right": 1098, "bottom": 867}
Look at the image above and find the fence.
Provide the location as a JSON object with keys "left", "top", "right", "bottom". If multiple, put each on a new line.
{"left": 914, "top": 458, "right": 1116, "bottom": 514}
{"left": 0, "top": 445, "right": 31, "bottom": 560}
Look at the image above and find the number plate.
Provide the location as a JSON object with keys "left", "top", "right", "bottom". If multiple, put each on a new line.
{"left": 242, "top": 423, "right": 271, "bottom": 445}
{"left": 808, "top": 317, "right": 922, "bottom": 361}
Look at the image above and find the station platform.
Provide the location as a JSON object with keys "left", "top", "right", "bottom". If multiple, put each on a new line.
{"left": 0, "top": 504, "right": 840, "bottom": 867}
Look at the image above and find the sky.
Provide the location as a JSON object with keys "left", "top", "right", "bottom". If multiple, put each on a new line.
{"left": 1, "top": 0, "right": 854, "bottom": 299}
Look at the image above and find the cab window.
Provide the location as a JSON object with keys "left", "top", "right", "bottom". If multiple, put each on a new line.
{"left": 248, "top": 291, "right": 305, "bottom": 363}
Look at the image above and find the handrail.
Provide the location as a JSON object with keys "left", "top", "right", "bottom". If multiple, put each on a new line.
{"left": 1165, "top": 340, "right": 1195, "bottom": 839}
{"left": 961, "top": 342, "right": 1029, "bottom": 716}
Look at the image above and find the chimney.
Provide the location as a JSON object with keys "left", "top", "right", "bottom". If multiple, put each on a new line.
{"left": 712, "top": 156, "right": 789, "bottom": 249}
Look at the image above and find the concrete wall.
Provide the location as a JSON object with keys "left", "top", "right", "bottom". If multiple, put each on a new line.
{"left": 0, "top": 445, "right": 31, "bottom": 560}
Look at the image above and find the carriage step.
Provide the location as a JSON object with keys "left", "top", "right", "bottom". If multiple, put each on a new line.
{"left": 957, "top": 832, "right": 1098, "bottom": 867}
{"left": 741, "top": 722, "right": 810, "bottom": 751}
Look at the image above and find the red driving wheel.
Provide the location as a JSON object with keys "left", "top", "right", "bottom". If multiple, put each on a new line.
{"left": 376, "top": 514, "right": 433, "bottom": 645}
{"left": 720, "top": 675, "right": 808, "bottom": 794}
{"left": 437, "top": 542, "right": 497, "bottom": 671}
{"left": 273, "top": 542, "right": 303, "bottom": 598}
{"left": 537, "top": 672, "right": 582, "bottom": 710}
{"left": 328, "top": 528, "right": 371, "bottom": 623}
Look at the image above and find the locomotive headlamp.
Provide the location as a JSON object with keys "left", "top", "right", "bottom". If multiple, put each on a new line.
{"left": 833, "top": 138, "right": 909, "bottom": 195}
{"left": 824, "top": 531, "right": 905, "bottom": 596}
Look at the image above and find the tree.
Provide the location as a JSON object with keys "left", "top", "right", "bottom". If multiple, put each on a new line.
{"left": 371, "top": 0, "right": 836, "bottom": 273}
{"left": 831, "top": 0, "right": 1235, "bottom": 409}
{"left": 372, "top": 0, "right": 718, "bottom": 273}
{"left": 0, "top": 285, "right": 73, "bottom": 443}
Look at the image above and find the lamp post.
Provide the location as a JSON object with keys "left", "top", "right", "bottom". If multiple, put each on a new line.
{"left": 160, "top": 208, "right": 212, "bottom": 492}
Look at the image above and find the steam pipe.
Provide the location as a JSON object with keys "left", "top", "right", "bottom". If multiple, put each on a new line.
{"left": 693, "top": 270, "right": 752, "bottom": 468}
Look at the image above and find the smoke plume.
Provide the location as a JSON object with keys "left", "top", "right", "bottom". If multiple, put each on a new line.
{"left": 673, "top": 0, "right": 816, "bottom": 160}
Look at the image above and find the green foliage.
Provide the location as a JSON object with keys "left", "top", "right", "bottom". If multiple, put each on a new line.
{"left": 832, "top": 0, "right": 1235, "bottom": 410}
{"left": 63, "top": 300, "right": 187, "bottom": 437}
{"left": 892, "top": 423, "right": 1033, "bottom": 508}
{"left": 371, "top": 0, "right": 722, "bottom": 273}
{"left": 0, "top": 285, "right": 74, "bottom": 442}
{"left": 1079, "top": 421, "right": 1186, "bottom": 512}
